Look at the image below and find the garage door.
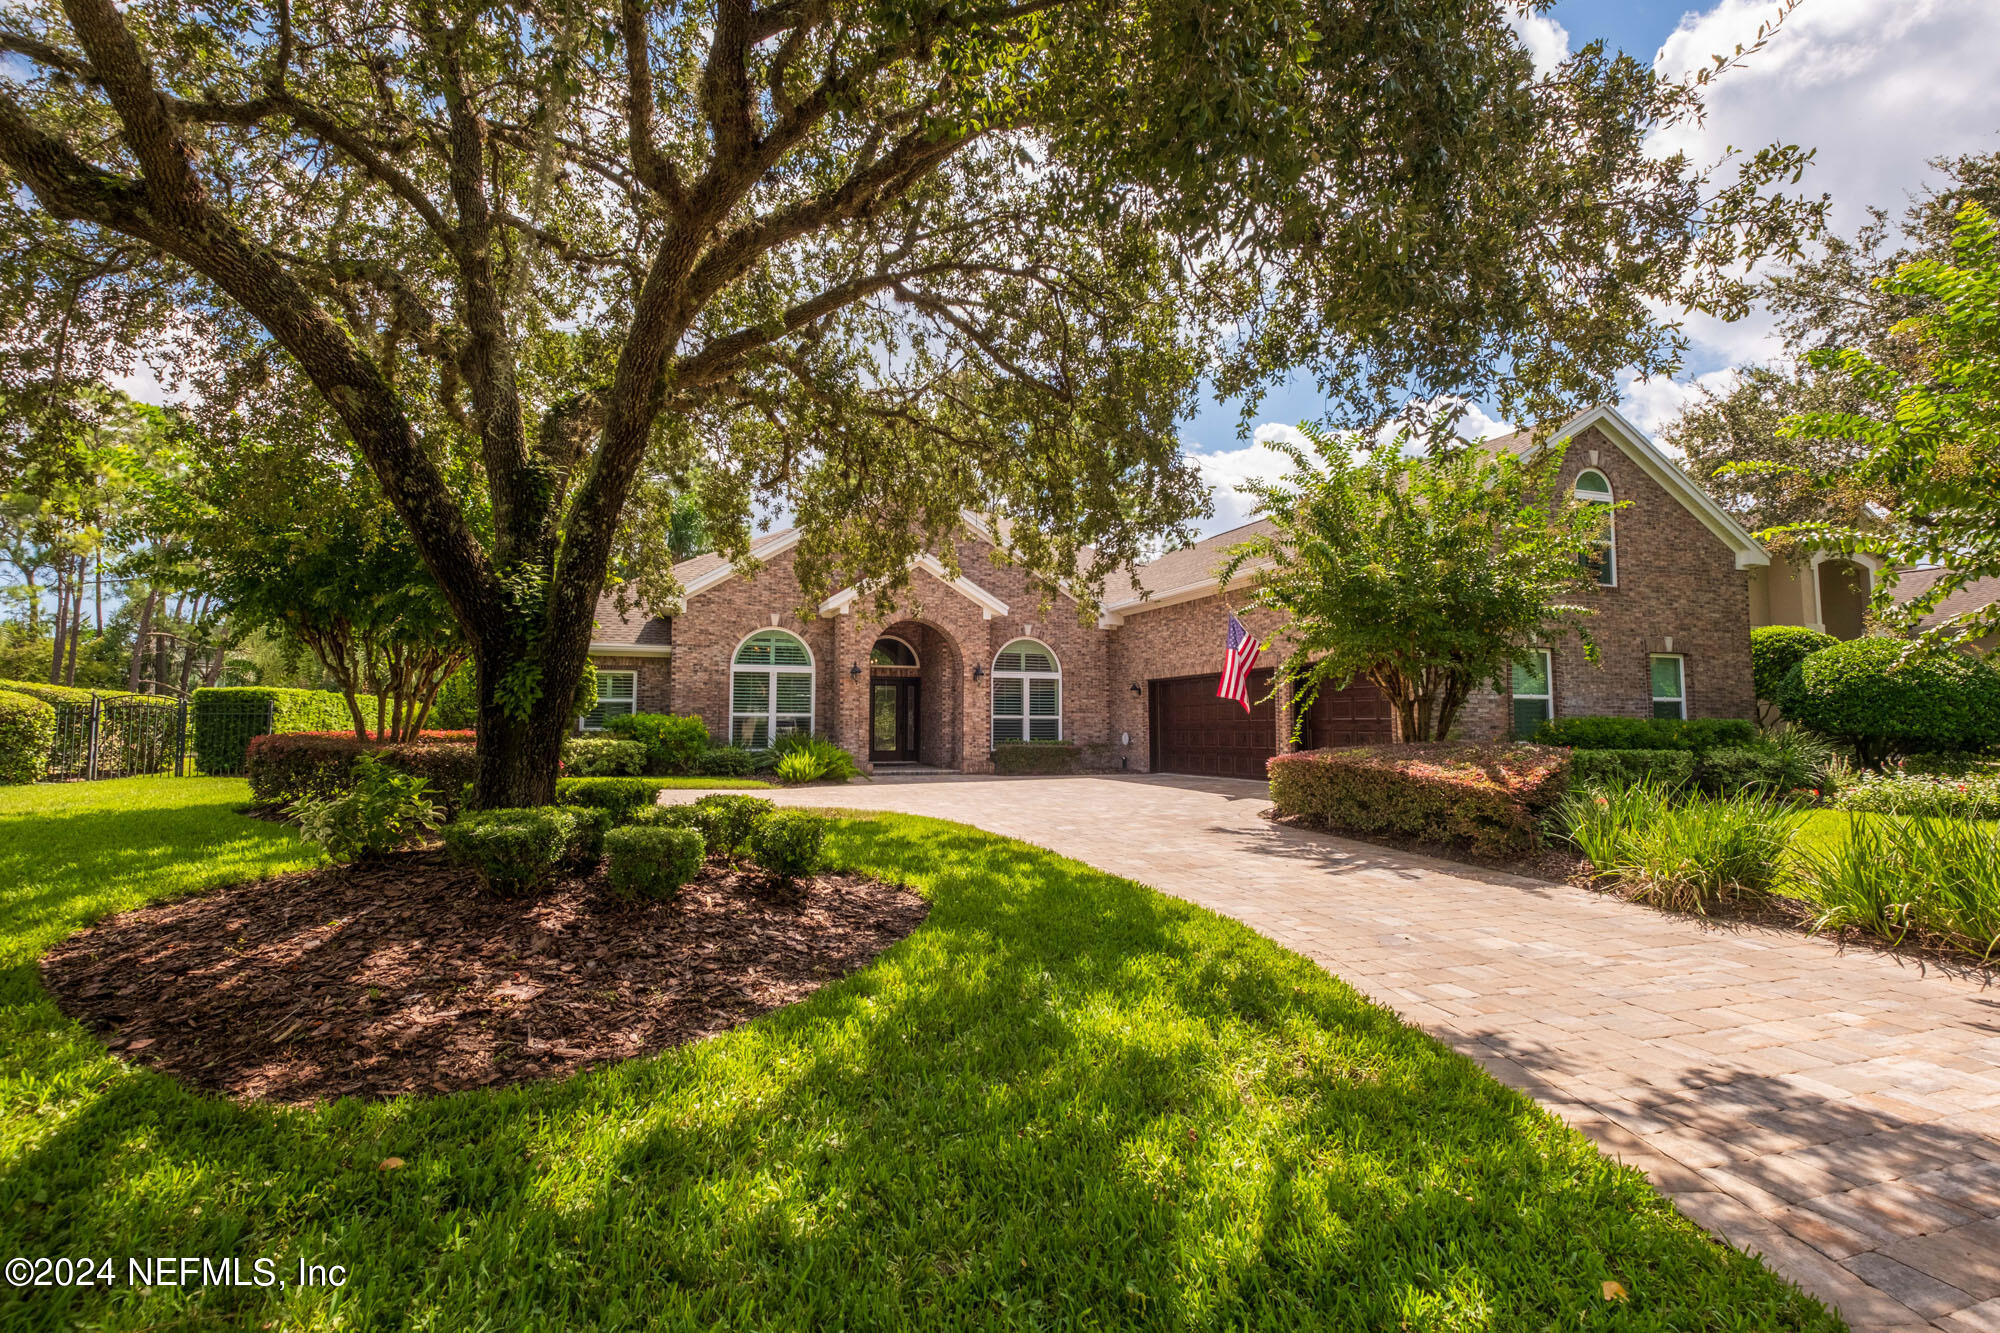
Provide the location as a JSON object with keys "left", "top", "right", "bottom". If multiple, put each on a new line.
{"left": 1150, "top": 670, "right": 1276, "bottom": 778}
{"left": 1150, "top": 672, "right": 1396, "bottom": 778}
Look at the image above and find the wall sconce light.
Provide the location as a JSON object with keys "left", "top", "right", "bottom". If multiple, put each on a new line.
{"left": 971, "top": 665, "right": 985, "bottom": 681}
{"left": 1129, "top": 682, "right": 1141, "bottom": 695}
{"left": 849, "top": 663, "right": 863, "bottom": 680}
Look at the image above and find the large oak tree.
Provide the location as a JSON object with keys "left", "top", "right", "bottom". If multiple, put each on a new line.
{"left": 0, "top": 0, "right": 1818, "bottom": 805}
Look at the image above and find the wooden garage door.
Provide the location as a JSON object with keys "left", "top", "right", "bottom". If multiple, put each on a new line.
{"left": 1300, "top": 679, "right": 1395, "bottom": 748}
{"left": 1150, "top": 670, "right": 1276, "bottom": 778}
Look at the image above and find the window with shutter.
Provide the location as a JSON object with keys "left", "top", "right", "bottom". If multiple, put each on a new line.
{"left": 582, "top": 670, "right": 637, "bottom": 730}
{"left": 731, "top": 631, "right": 813, "bottom": 748}
{"left": 991, "top": 638, "right": 1060, "bottom": 746}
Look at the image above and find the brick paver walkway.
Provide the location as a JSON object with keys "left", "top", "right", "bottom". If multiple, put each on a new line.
{"left": 684, "top": 773, "right": 2000, "bottom": 1330}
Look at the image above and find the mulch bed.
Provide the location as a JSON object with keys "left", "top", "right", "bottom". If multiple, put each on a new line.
{"left": 41, "top": 852, "right": 929, "bottom": 1105}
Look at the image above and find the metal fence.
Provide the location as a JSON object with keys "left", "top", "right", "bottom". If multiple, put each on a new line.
{"left": 42, "top": 695, "right": 284, "bottom": 780}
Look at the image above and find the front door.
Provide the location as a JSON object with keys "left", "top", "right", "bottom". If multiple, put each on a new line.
{"left": 870, "top": 678, "right": 921, "bottom": 762}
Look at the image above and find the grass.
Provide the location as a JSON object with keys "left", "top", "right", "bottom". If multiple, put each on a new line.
{"left": 1, "top": 779, "right": 1836, "bottom": 1331}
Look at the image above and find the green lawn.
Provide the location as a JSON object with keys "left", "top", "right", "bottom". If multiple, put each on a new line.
{"left": 1, "top": 779, "right": 1835, "bottom": 1331}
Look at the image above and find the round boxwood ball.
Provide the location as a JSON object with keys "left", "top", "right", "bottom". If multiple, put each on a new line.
{"left": 1750, "top": 624, "right": 1837, "bottom": 703}
{"left": 1775, "top": 636, "right": 2000, "bottom": 766}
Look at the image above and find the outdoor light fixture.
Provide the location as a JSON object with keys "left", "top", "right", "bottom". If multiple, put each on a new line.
{"left": 850, "top": 663, "right": 862, "bottom": 679}
{"left": 971, "top": 665, "right": 984, "bottom": 681}
{"left": 1129, "top": 682, "right": 1141, "bottom": 695}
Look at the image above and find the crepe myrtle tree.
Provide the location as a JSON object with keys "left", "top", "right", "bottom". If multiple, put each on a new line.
{"left": 1220, "top": 425, "right": 1608, "bottom": 742}
{"left": 0, "top": 0, "right": 1820, "bottom": 807}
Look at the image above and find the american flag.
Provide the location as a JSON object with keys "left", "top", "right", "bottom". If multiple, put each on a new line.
{"left": 1218, "top": 613, "right": 1261, "bottom": 712}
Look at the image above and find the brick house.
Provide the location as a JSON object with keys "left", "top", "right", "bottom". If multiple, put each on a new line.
{"left": 587, "top": 404, "right": 1771, "bottom": 776}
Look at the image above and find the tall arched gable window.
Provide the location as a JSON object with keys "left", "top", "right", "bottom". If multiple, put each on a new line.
{"left": 1574, "top": 468, "right": 1616, "bottom": 586}
{"left": 992, "top": 639, "right": 1061, "bottom": 743}
{"left": 732, "top": 630, "right": 814, "bottom": 748}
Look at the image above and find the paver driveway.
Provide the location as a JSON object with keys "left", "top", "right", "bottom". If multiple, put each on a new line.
{"left": 683, "top": 773, "right": 2000, "bottom": 1331}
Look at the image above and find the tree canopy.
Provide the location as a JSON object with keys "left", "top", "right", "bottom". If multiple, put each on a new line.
{"left": 0, "top": 0, "right": 1821, "bottom": 802}
{"left": 1220, "top": 427, "right": 1605, "bottom": 743}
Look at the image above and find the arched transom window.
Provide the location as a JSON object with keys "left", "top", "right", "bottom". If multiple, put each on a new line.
{"left": 732, "top": 630, "right": 814, "bottom": 748}
{"left": 870, "top": 635, "right": 919, "bottom": 667}
{"left": 1574, "top": 468, "right": 1616, "bottom": 586}
{"left": 992, "top": 639, "right": 1060, "bottom": 743}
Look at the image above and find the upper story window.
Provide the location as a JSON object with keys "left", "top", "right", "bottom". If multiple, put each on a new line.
{"left": 992, "top": 638, "right": 1061, "bottom": 743}
{"left": 870, "top": 636, "right": 919, "bottom": 667}
{"left": 1574, "top": 469, "right": 1616, "bottom": 586}
{"left": 731, "top": 630, "right": 814, "bottom": 748}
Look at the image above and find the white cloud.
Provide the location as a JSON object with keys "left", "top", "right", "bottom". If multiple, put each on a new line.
{"left": 1506, "top": 6, "right": 1572, "bottom": 77}
{"left": 1636, "top": 0, "right": 2000, "bottom": 434}
{"left": 1185, "top": 426, "right": 1301, "bottom": 535}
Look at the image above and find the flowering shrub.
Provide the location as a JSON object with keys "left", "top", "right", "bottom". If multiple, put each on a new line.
{"left": 1831, "top": 771, "right": 2000, "bottom": 821}
{"left": 1267, "top": 744, "right": 1569, "bottom": 856}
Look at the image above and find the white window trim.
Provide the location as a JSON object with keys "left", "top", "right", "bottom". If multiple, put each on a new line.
{"left": 1511, "top": 648, "right": 1554, "bottom": 738}
{"left": 991, "top": 638, "right": 1062, "bottom": 745}
{"left": 1650, "top": 653, "right": 1688, "bottom": 721}
{"left": 581, "top": 669, "right": 638, "bottom": 731}
{"left": 1575, "top": 469, "right": 1617, "bottom": 588}
{"left": 730, "top": 629, "right": 816, "bottom": 748}
{"left": 871, "top": 634, "right": 921, "bottom": 668}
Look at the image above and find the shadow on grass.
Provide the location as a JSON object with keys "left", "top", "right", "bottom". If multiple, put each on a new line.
{"left": 3, "top": 804, "right": 1839, "bottom": 1331}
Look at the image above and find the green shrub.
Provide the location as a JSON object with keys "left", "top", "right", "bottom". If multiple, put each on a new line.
{"left": 1896, "top": 751, "right": 2000, "bottom": 779}
{"left": 692, "top": 793, "right": 776, "bottom": 852}
{"left": 1831, "top": 772, "right": 2000, "bottom": 820}
{"left": 191, "top": 686, "right": 377, "bottom": 775}
{"left": 562, "top": 736, "right": 647, "bottom": 776}
{"left": 0, "top": 681, "right": 169, "bottom": 709}
{"left": 1789, "top": 815, "right": 2000, "bottom": 960}
{"left": 604, "top": 825, "right": 705, "bottom": 901}
{"left": 605, "top": 712, "right": 709, "bottom": 775}
{"left": 247, "top": 731, "right": 478, "bottom": 815}
{"left": 374, "top": 739, "right": 479, "bottom": 818}
{"left": 766, "top": 734, "right": 860, "bottom": 784}
{"left": 1568, "top": 748, "right": 1694, "bottom": 790}
{"left": 566, "top": 805, "right": 613, "bottom": 862}
{"left": 694, "top": 746, "right": 757, "bottom": 778}
{"left": 1775, "top": 636, "right": 2000, "bottom": 767}
{"left": 1696, "top": 746, "right": 1793, "bottom": 796}
{"left": 290, "top": 754, "right": 441, "bottom": 862}
{"left": 556, "top": 777, "right": 662, "bottom": 820}
{"left": 1557, "top": 783, "right": 1794, "bottom": 912}
{"left": 430, "top": 662, "right": 477, "bottom": 729}
{"left": 1751, "top": 625, "right": 1837, "bottom": 704}
{"left": 0, "top": 690, "right": 57, "bottom": 785}
{"left": 1267, "top": 744, "right": 1569, "bottom": 857}
{"left": 1532, "top": 715, "right": 1756, "bottom": 752}
{"left": 444, "top": 806, "right": 592, "bottom": 896}
{"left": 628, "top": 803, "right": 717, "bottom": 843}
{"left": 747, "top": 810, "right": 829, "bottom": 883}
{"left": 992, "top": 741, "right": 1080, "bottom": 775}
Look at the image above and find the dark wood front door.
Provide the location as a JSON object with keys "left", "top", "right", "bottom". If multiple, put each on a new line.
{"left": 1150, "top": 669, "right": 1275, "bottom": 778}
{"left": 869, "top": 677, "right": 920, "bottom": 762}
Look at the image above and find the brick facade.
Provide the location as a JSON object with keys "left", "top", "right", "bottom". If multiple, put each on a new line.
{"left": 587, "top": 413, "right": 1762, "bottom": 767}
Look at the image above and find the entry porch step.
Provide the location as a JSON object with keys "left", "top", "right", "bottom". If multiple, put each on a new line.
{"left": 868, "top": 762, "right": 961, "bottom": 777}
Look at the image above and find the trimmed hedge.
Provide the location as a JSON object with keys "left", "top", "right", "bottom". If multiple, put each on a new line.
{"left": 748, "top": 810, "right": 829, "bottom": 882}
{"left": 1532, "top": 716, "right": 1756, "bottom": 752}
{"left": 692, "top": 793, "right": 776, "bottom": 853}
{"left": 562, "top": 736, "right": 646, "bottom": 776}
{"left": 192, "top": 686, "right": 378, "bottom": 775}
{"left": 694, "top": 746, "right": 757, "bottom": 778}
{"left": 1695, "top": 746, "right": 1794, "bottom": 796}
{"left": 0, "top": 680, "right": 170, "bottom": 709}
{"left": 444, "top": 806, "right": 596, "bottom": 896}
{"left": 556, "top": 777, "right": 664, "bottom": 819}
{"left": 605, "top": 825, "right": 705, "bottom": 901}
{"left": 992, "top": 741, "right": 1079, "bottom": 775}
{"left": 1568, "top": 748, "right": 1695, "bottom": 790}
{"left": 246, "top": 730, "right": 478, "bottom": 816}
{"left": 1776, "top": 636, "right": 2000, "bottom": 766}
{"left": 0, "top": 690, "right": 58, "bottom": 785}
{"left": 605, "top": 712, "right": 709, "bottom": 775}
{"left": 1751, "top": 625, "right": 1837, "bottom": 704}
{"left": 1268, "top": 744, "right": 1569, "bottom": 857}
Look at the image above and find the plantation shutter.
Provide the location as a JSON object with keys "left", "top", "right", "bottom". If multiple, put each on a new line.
{"left": 1028, "top": 678, "right": 1059, "bottom": 740}
{"left": 583, "top": 671, "right": 637, "bottom": 730}
{"left": 992, "top": 676, "right": 1025, "bottom": 744}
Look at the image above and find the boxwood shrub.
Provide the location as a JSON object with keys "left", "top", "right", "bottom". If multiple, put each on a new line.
{"left": 693, "top": 746, "right": 757, "bottom": 778}
{"left": 1776, "top": 636, "right": 2000, "bottom": 766}
{"left": 1532, "top": 716, "right": 1755, "bottom": 752}
{"left": 1751, "top": 625, "right": 1837, "bottom": 704}
{"left": 561, "top": 736, "right": 646, "bottom": 776}
{"left": 604, "top": 825, "right": 706, "bottom": 901}
{"left": 693, "top": 793, "right": 776, "bottom": 852}
{"left": 604, "top": 712, "right": 709, "bottom": 775}
{"left": 992, "top": 741, "right": 1079, "bottom": 775}
{"left": 0, "top": 689, "right": 57, "bottom": 785}
{"left": 1267, "top": 743, "right": 1569, "bottom": 857}
{"left": 444, "top": 806, "right": 595, "bottom": 896}
{"left": 747, "top": 810, "right": 829, "bottom": 883}
{"left": 556, "top": 777, "right": 665, "bottom": 820}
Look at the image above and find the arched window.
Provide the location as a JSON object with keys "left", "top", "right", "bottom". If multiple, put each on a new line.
{"left": 1574, "top": 468, "right": 1616, "bottom": 586}
{"left": 731, "top": 630, "right": 814, "bottom": 748}
{"left": 992, "top": 639, "right": 1060, "bottom": 743}
{"left": 870, "top": 635, "right": 919, "bottom": 667}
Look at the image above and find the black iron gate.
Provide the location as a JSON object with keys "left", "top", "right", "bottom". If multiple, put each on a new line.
{"left": 46, "top": 697, "right": 195, "bottom": 780}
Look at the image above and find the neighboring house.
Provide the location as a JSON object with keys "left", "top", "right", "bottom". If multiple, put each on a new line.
{"left": 1886, "top": 567, "right": 2000, "bottom": 653}
{"left": 1751, "top": 549, "right": 1884, "bottom": 641}
{"left": 587, "top": 404, "right": 1771, "bottom": 776}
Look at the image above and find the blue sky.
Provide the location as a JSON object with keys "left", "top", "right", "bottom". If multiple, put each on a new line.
{"left": 1179, "top": 0, "right": 2000, "bottom": 535}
